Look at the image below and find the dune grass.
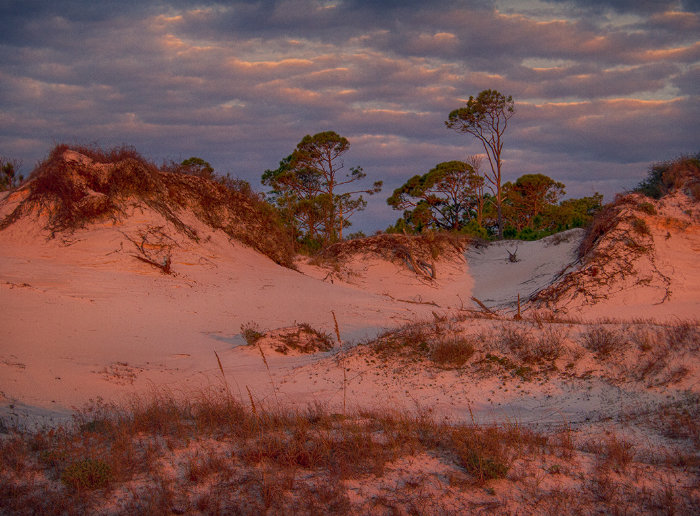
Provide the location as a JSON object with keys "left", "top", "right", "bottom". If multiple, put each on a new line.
{"left": 2, "top": 310, "right": 699, "bottom": 516}
{"left": 1, "top": 386, "right": 697, "bottom": 514}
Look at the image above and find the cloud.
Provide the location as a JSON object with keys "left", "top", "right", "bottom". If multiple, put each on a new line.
{"left": 0, "top": 0, "right": 697, "bottom": 233}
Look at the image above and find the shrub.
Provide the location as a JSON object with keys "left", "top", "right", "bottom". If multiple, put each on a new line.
{"left": 61, "top": 458, "right": 112, "bottom": 491}
{"left": 450, "top": 428, "right": 510, "bottom": 483}
{"left": 578, "top": 204, "right": 620, "bottom": 259}
{"left": 460, "top": 449, "right": 509, "bottom": 481}
{"left": 664, "top": 321, "right": 700, "bottom": 351}
{"left": 430, "top": 337, "right": 476, "bottom": 367}
{"left": 241, "top": 322, "right": 264, "bottom": 345}
{"left": 275, "top": 324, "right": 334, "bottom": 354}
{"left": 499, "top": 325, "right": 562, "bottom": 364}
{"left": 635, "top": 153, "right": 700, "bottom": 199}
{"left": 636, "top": 202, "right": 657, "bottom": 215}
{"left": 631, "top": 217, "right": 651, "bottom": 236}
{"left": 602, "top": 434, "right": 634, "bottom": 472}
{"left": 580, "top": 326, "right": 626, "bottom": 356}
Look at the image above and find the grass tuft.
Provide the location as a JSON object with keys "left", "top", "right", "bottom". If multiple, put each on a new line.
{"left": 61, "top": 458, "right": 112, "bottom": 491}
{"left": 580, "top": 326, "right": 627, "bottom": 357}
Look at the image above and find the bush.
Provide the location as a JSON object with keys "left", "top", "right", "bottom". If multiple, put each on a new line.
{"left": 241, "top": 322, "right": 264, "bottom": 345}
{"left": 61, "top": 458, "right": 112, "bottom": 491}
{"left": 631, "top": 217, "right": 651, "bottom": 236}
{"left": 578, "top": 204, "right": 620, "bottom": 259}
{"left": 499, "top": 325, "right": 562, "bottom": 364}
{"left": 430, "top": 337, "right": 476, "bottom": 367}
{"left": 580, "top": 326, "right": 626, "bottom": 357}
{"left": 0, "top": 144, "right": 297, "bottom": 267}
{"left": 274, "top": 324, "right": 334, "bottom": 354}
{"left": 636, "top": 202, "right": 657, "bottom": 215}
{"left": 635, "top": 153, "right": 700, "bottom": 199}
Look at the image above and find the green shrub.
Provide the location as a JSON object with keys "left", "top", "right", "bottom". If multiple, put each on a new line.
{"left": 636, "top": 202, "right": 657, "bottom": 215}
{"left": 635, "top": 153, "right": 700, "bottom": 199}
{"left": 631, "top": 217, "right": 651, "bottom": 236}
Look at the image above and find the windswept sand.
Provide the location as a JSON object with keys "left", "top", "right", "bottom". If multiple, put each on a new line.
{"left": 1, "top": 185, "right": 699, "bottom": 433}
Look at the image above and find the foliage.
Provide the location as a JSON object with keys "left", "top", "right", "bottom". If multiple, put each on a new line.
{"left": 61, "top": 458, "right": 112, "bottom": 491}
{"left": 446, "top": 89, "right": 515, "bottom": 238}
{"left": 388, "top": 166, "right": 601, "bottom": 240}
{"left": 263, "top": 131, "right": 382, "bottom": 248}
{"left": 0, "top": 144, "right": 296, "bottom": 267}
{"left": 178, "top": 156, "right": 215, "bottom": 179}
{"left": 0, "top": 156, "right": 23, "bottom": 191}
{"left": 387, "top": 160, "right": 484, "bottom": 232}
{"left": 241, "top": 322, "right": 264, "bottom": 345}
{"left": 430, "top": 337, "right": 476, "bottom": 367}
{"left": 635, "top": 153, "right": 700, "bottom": 199}
{"left": 502, "top": 174, "right": 565, "bottom": 232}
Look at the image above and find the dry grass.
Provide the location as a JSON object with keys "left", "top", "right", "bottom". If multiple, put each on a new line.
{"left": 498, "top": 324, "right": 565, "bottom": 364}
{"left": 429, "top": 336, "right": 476, "bottom": 367}
{"left": 365, "top": 315, "right": 697, "bottom": 391}
{"left": 580, "top": 325, "right": 627, "bottom": 357}
{"left": 253, "top": 323, "right": 335, "bottom": 355}
{"left": 2, "top": 387, "right": 697, "bottom": 514}
{"left": 0, "top": 143, "right": 296, "bottom": 267}
{"left": 317, "top": 232, "right": 467, "bottom": 279}
{"left": 240, "top": 321, "right": 264, "bottom": 345}
{"left": 532, "top": 192, "right": 676, "bottom": 309}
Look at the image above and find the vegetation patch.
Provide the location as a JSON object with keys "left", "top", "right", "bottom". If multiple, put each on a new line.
{"left": 61, "top": 458, "right": 112, "bottom": 491}
{"left": 255, "top": 323, "right": 335, "bottom": 354}
{"left": 429, "top": 337, "right": 476, "bottom": 367}
{"left": 0, "top": 144, "right": 296, "bottom": 267}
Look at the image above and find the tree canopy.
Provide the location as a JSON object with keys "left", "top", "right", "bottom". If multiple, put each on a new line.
{"left": 262, "top": 131, "right": 381, "bottom": 247}
{"left": 0, "top": 156, "right": 22, "bottom": 191}
{"left": 503, "top": 174, "right": 565, "bottom": 231}
{"left": 446, "top": 89, "right": 514, "bottom": 239}
{"left": 387, "top": 160, "right": 483, "bottom": 232}
{"left": 180, "top": 157, "right": 214, "bottom": 179}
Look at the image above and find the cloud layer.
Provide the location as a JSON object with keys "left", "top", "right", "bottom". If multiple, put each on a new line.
{"left": 1, "top": 0, "right": 698, "bottom": 231}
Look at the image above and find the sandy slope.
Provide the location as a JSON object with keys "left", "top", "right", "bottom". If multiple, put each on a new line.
{"left": 1, "top": 190, "right": 698, "bottom": 431}
{"left": 465, "top": 229, "right": 583, "bottom": 309}
{"left": 0, "top": 211, "right": 474, "bottom": 425}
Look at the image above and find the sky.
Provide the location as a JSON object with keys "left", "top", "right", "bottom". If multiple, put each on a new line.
{"left": 1, "top": 0, "right": 698, "bottom": 233}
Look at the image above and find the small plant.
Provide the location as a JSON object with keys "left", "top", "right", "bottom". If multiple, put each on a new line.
{"left": 461, "top": 450, "right": 509, "bottom": 482}
{"left": 430, "top": 337, "right": 476, "bottom": 367}
{"left": 664, "top": 321, "right": 700, "bottom": 351}
{"left": 601, "top": 434, "right": 634, "bottom": 472}
{"left": 631, "top": 217, "right": 651, "bottom": 236}
{"left": 274, "top": 323, "right": 334, "bottom": 354}
{"left": 636, "top": 202, "right": 657, "bottom": 215}
{"left": 580, "top": 326, "right": 626, "bottom": 357}
{"left": 498, "top": 325, "right": 562, "bottom": 364}
{"left": 61, "top": 458, "right": 112, "bottom": 491}
{"left": 241, "top": 321, "right": 264, "bottom": 345}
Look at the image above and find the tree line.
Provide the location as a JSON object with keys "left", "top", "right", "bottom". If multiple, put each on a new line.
{"left": 259, "top": 90, "right": 602, "bottom": 247}
{"left": 1, "top": 89, "right": 605, "bottom": 246}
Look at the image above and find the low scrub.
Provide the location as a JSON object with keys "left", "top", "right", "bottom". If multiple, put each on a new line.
{"left": 61, "top": 458, "right": 112, "bottom": 491}
{"left": 430, "top": 337, "right": 476, "bottom": 367}
{"left": 580, "top": 326, "right": 627, "bottom": 357}
{"left": 0, "top": 144, "right": 296, "bottom": 267}
{"left": 1, "top": 382, "right": 698, "bottom": 513}
{"left": 498, "top": 324, "right": 564, "bottom": 364}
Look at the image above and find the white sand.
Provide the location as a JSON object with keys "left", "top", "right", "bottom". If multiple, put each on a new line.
{"left": 1, "top": 193, "right": 698, "bottom": 429}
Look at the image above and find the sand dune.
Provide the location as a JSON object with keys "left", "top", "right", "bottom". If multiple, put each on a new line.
{"left": 0, "top": 149, "right": 697, "bottom": 425}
